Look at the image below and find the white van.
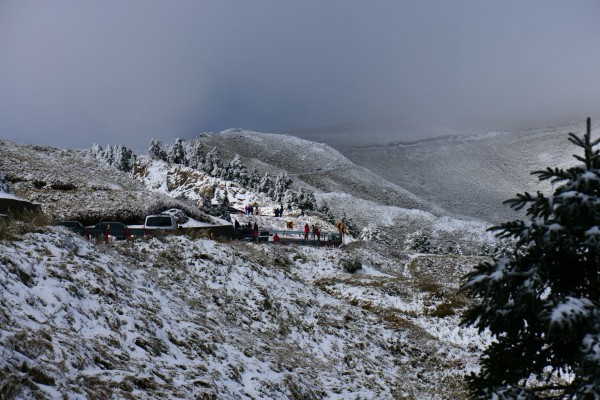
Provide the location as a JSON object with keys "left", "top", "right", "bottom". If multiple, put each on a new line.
{"left": 144, "top": 214, "right": 178, "bottom": 230}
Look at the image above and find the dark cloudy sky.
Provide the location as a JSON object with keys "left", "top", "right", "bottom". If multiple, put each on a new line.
{"left": 1, "top": 1, "right": 600, "bottom": 150}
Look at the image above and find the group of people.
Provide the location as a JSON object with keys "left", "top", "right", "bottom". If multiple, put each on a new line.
{"left": 233, "top": 219, "right": 261, "bottom": 242}
{"left": 273, "top": 203, "right": 293, "bottom": 218}
{"left": 232, "top": 202, "right": 338, "bottom": 247}
{"left": 304, "top": 223, "right": 321, "bottom": 245}
{"left": 244, "top": 203, "right": 259, "bottom": 215}
{"left": 273, "top": 204, "right": 284, "bottom": 217}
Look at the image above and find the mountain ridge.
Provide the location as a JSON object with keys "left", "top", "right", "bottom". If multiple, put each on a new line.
{"left": 291, "top": 122, "right": 588, "bottom": 223}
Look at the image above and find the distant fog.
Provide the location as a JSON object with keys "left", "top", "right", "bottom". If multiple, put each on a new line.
{"left": 1, "top": 1, "right": 600, "bottom": 150}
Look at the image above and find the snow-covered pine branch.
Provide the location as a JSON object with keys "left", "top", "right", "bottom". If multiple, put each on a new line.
{"left": 460, "top": 118, "right": 600, "bottom": 398}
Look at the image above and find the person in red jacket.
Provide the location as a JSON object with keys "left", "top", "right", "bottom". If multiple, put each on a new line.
{"left": 314, "top": 227, "right": 321, "bottom": 246}
{"left": 273, "top": 232, "right": 280, "bottom": 243}
{"left": 304, "top": 223, "right": 309, "bottom": 243}
{"left": 252, "top": 222, "right": 259, "bottom": 243}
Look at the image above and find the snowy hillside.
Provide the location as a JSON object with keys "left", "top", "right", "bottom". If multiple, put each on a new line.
{"left": 292, "top": 122, "right": 586, "bottom": 223}
{"left": 0, "top": 226, "right": 485, "bottom": 399}
{"left": 133, "top": 156, "right": 263, "bottom": 216}
{"left": 192, "top": 130, "right": 445, "bottom": 216}
{"left": 0, "top": 140, "right": 205, "bottom": 224}
{"left": 318, "top": 192, "right": 499, "bottom": 255}
{"left": 132, "top": 135, "right": 499, "bottom": 253}
{"left": 0, "top": 131, "right": 508, "bottom": 399}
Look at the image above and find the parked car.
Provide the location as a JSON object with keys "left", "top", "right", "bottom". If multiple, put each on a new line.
{"left": 144, "top": 215, "right": 178, "bottom": 230}
{"left": 234, "top": 228, "right": 270, "bottom": 242}
{"left": 85, "top": 221, "right": 128, "bottom": 240}
{"left": 234, "top": 227, "right": 253, "bottom": 240}
{"left": 258, "top": 230, "right": 270, "bottom": 242}
{"left": 54, "top": 221, "right": 85, "bottom": 235}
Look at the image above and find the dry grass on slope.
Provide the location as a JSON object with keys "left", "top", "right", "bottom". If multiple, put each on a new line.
{"left": 0, "top": 140, "right": 203, "bottom": 224}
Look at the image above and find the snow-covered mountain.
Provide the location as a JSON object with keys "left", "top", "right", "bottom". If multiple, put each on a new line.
{"left": 192, "top": 130, "right": 445, "bottom": 217}
{"left": 0, "top": 130, "right": 510, "bottom": 399}
{"left": 134, "top": 131, "right": 500, "bottom": 254}
{"left": 291, "top": 122, "right": 586, "bottom": 223}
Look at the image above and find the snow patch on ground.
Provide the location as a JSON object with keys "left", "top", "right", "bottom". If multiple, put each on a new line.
{"left": 0, "top": 228, "right": 484, "bottom": 399}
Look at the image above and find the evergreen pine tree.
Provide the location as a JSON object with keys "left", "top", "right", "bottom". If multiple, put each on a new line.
{"left": 248, "top": 168, "right": 261, "bottom": 190}
{"left": 304, "top": 190, "right": 317, "bottom": 210}
{"left": 227, "top": 155, "right": 249, "bottom": 185}
{"left": 103, "top": 144, "right": 115, "bottom": 166}
{"left": 341, "top": 213, "right": 356, "bottom": 235}
{"left": 90, "top": 143, "right": 134, "bottom": 172}
{"left": 258, "top": 173, "right": 273, "bottom": 196}
{"left": 293, "top": 188, "right": 317, "bottom": 212}
{"left": 186, "top": 141, "right": 205, "bottom": 170}
{"left": 113, "top": 145, "right": 135, "bottom": 172}
{"left": 274, "top": 173, "right": 293, "bottom": 202}
{"left": 283, "top": 189, "right": 297, "bottom": 206}
{"left": 91, "top": 143, "right": 103, "bottom": 159}
{"left": 149, "top": 139, "right": 168, "bottom": 161}
{"left": 318, "top": 201, "right": 336, "bottom": 224}
{"left": 168, "top": 138, "right": 186, "bottom": 165}
{"left": 205, "top": 189, "right": 232, "bottom": 221}
{"left": 221, "top": 163, "right": 233, "bottom": 181}
{"left": 203, "top": 147, "right": 222, "bottom": 176}
{"left": 461, "top": 118, "right": 600, "bottom": 399}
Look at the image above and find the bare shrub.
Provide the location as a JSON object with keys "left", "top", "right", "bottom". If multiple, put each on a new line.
{"left": 341, "top": 258, "right": 361, "bottom": 273}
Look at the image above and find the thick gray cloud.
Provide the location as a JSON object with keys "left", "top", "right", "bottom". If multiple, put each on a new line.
{"left": 1, "top": 0, "right": 600, "bottom": 150}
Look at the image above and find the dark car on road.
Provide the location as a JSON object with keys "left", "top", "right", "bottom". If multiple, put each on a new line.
{"left": 55, "top": 221, "right": 85, "bottom": 235}
{"left": 234, "top": 228, "right": 270, "bottom": 242}
{"left": 234, "top": 227, "right": 253, "bottom": 240}
{"left": 85, "top": 222, "right": 128, "bottom": 240}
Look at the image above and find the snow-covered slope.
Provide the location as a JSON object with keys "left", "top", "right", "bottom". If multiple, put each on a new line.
{"left": 292, "top": 122, "right": 586, "bottom": 223}
{"left": 0, "top": 130, "right": 507, "bottom": 399}
{"left": 318, "top": 192, "right": 498, "bottom": 254}
{"left": 0, "top": 227, "right": 485, "bottom": 399}
{"left": 137, "top": 132, "right": 498, "bottom": 251}
{"left": 193, "top": 130, "right": 445, "bottom": 216}
{"left": 127, "top": 130, "right": 508, "bottom": 257}
{"left": 133, "top": 155, "right": 264, "bottom": 213}
{"left": 0, "top": 140, "right": 204, "bottom": 224}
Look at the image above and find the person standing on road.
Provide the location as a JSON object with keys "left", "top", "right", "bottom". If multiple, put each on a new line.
{"left": 304, "top": 223, "right": 310, "bottom": 243}
{"left": 273, "top": 232, "right": 280, "bottom": 243}
{"left": 253, "top": 222, "right": 259, "bottom": 243}
{"left": 315, "top": 226, "right": 321, "bottom": 246}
